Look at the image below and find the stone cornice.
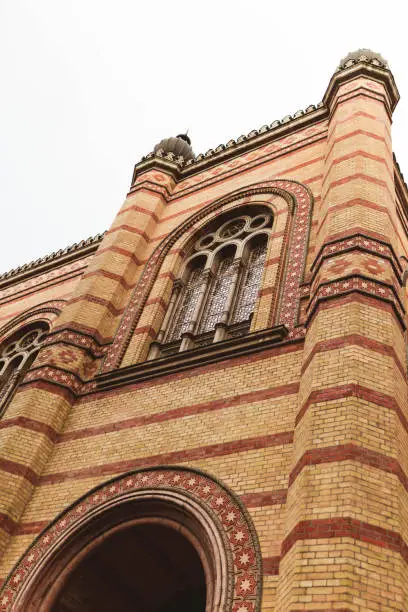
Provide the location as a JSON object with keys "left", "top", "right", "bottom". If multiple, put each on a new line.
{"left": 133, "top": 102, "right": 328, "bottom": 183}
{"left": 0, "top": 233, "right": 105, "bottom": 290}
{"left": 96, "top": 325, "right": 289, "bottom": 392}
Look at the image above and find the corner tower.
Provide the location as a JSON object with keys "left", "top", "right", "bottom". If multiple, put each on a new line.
{"left": 277, "top": 50, "right": 408, "bottom": 610}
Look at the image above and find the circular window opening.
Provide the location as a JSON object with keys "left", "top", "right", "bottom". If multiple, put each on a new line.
{"left": 2, "top": 343, "right": 17, "bottom": 357}
{"left": 195, "top": 233, "right": 216, "bottom": 250}
{"left": 19, "top": 331, "right": 39, "bottom": 349}
{"left": 218, "top": 218, "right": 247, "bottom": 240}
{"left": 248, "top": 214, "right": 270, "bottom": 231}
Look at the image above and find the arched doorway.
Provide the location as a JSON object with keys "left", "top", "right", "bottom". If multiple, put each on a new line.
{"left": 1, "top": 468, "right": 262, "bottom": 611}
{"left": 52, "top": 522, "right": 206, "bottom": 611}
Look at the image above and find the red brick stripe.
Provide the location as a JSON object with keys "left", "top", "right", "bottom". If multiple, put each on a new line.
{"left": 96, "top": 245, "right": 144, "bottom": 266}
{"left": 40, "top": 431, "right": 294, "bottom": 484}
{"left": 262, "top": 556, "right": 280, "bottom": 575}
{"left": 296, "top": 383, "right": 408, "bottom": 434}
{"left": 241, "top": 489, "right": 287, "bottom": 508}
{"left": 324, "top": 173, "right": 391, "bottom": 198}
{"left": 306, "top": 292, "right": 403, "bottom": 332}
{"left": 86, "top": 341, "right": 303, "bottom": 401}
{"left": 301, "top": 334, "right": 405, "bottom": 378}
{"left": 60, "top": 384, "right": 299, "bottom": 443}
{"left": 264, "top": 256, "right": 281, "bottom": 267}
{"left": 67, "top": 294, "right": 125, "bottom": 316}
{"left": 11, "top": 488, "right": 288, "bottom": 537}
{"left": 281, "top": 517, "right": 408, "bottom": 563}
{"left": 168, "top": 136, "right": 326, "bottom": 203}
{"left": 117, "top": 205, "right": 159, "bottom": 222}
{"left": 0, "top": 517, "right": 49, "bottom": 537}
{"left": 144, "top": 297, "right": 167, "bottom": 311}
{"left": 288, "top": 443, "right": 407, "bottom": 490}
{"left": 322, "top": 150, "right": 393, "bottom": 185}
{"left": 14, "top": 520, "right": 49, "bottom": 536}
{"left": 0, "top": 513, "right": 17, "bottom": 536}
{"left": 132, "top": 325, "right": 156, "bottom": 338}
{"left": 0, "top": 416, "right": 59, "bottom": 442}
{"left": 304, "top": 174, "right": 323, "bottom": 185}
{"left": 316, "top": 198, "right": 391, "bottom": 237}
{"left": 259, "top": 286, "right": 274, "bottom": 297}
{"left": 81, "top": 269, "right": 134, "bottom": 291}
{"left": 326, "top": 129, "right": 390, "bottom": 162}
{"left": 0, "top": 459, "right": 38, "bottom": 485}
{"left": 106, "top": 224, "right": 150, "bottom": 241}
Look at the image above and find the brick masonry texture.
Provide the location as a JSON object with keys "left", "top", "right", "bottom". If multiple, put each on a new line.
{"left": 0, "top": 54, "right": 408, "bottom": 611}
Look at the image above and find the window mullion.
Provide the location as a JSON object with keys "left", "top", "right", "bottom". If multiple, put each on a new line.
{"left": 148, "top": 280, "right": 184, "bottom": 360}
{"left": 213, "top": 257, "right": 243, "bottom": 343}
{"left": 180, "top": 269, "right": 213, "bottom": 352}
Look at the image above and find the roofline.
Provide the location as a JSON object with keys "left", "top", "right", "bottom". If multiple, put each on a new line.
{"left": 0, "top": 233, "right": 105, "bottom": 290}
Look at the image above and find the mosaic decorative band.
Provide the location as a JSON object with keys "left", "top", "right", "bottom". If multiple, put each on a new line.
{"left": 22, "top": 366, "right": 83, "bottom": 396}
{"left": 311, "top": 233, "right": 403, "bottom": 282}
{"left": 43, "top": 329, "right": 109, "bottom": 359}
{"left": 306, "top": 275, "right": 405, "bottom": 325}
{"left": 0, "top": 467, "right": 262, "bottom": 612}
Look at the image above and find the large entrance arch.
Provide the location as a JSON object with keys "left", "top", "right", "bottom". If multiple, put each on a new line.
{"left": 0, "top": 467, "right": 262, "bottom": 611}
{"left": 53, "top": 522, "right": 206, "bottom": 611}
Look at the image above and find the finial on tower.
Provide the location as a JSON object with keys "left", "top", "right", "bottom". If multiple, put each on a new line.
{"left": 323, "top": 49, "right": 399, "bottom": 114}
{"left": 337, "top": 49, "right": 388, "bottom": 71}
{"left": 153, "top": 133, "right": 194, "bottom": 161}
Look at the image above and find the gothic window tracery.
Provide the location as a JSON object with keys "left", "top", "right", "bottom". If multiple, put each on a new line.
{"left": 150, "top": 207, "right": 273, "bottom": 358}
{"left": 0, "top": 323, "right": 48, "bottom": 418}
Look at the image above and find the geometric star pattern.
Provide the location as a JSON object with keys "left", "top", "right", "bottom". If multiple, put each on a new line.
{"left": 0, "top": 467, "right": 262, "bottom": 611}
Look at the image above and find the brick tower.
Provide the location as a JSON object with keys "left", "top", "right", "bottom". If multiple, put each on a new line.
{"left": 0, "top": 50, "right": 407, "bottom": 610}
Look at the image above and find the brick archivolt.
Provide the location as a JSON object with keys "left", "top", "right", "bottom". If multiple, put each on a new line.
{"left": 0, "top": 467, "right": 262, "bottom": 612}
{"left": 109, "top": 180, "right": 313, "bottom": 370}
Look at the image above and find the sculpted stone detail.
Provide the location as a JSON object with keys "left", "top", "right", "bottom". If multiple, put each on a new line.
{"left": 0, "top": 468, "right": 262, "bottom": 612}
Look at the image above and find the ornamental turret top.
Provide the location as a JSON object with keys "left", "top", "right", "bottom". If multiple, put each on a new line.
{"left": 338, "top": 49, "right": 388, "bottom": 71}
{"left": 153, "top": 133, "right": 194, "bottom": 161}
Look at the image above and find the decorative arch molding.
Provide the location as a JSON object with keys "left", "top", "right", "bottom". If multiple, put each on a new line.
{"left": 0, "top": 467, "right": 262, "bottom": 612}
{"left": 0, "top": 301, "right": 65, "bottom": 344}
{"left": 103, "top": 179, "right": 313, "bottom": 371}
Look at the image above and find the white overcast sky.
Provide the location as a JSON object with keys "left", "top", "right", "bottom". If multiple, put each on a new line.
{"left": 1, "top": 0, "right": 407, "bottom": 273}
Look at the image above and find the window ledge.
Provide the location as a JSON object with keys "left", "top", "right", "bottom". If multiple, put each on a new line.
{"left": 96, "top": 325, "right": 289, "bottom": 392}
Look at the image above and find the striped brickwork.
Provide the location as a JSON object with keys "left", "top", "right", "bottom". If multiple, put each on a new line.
{"left": 0, "top": 57, "right": 408, "bottom": 611}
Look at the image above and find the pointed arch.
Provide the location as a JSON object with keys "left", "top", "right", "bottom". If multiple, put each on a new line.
{"left": 103, "top": 180, "right": 313, "bottom": 371}
{"left": 0, "top": 467, "right": 262, "bottom": 612}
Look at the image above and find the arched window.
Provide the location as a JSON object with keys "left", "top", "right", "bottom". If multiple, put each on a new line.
{"left": 0, "top": 323, "right": 48, "bottom": 418}
{"left": 150, "top": 207, "right": 272, "bottom": 358}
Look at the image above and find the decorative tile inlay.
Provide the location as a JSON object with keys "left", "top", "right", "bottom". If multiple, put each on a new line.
{"left": 307, "top": 275, "right": 405, "bottom": 324}
{"left": 0, "top": 468, "right": 262, "bottom": 611}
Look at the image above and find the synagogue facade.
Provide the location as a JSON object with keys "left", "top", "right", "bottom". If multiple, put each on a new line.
{"left": 0, "top": 50, "right": 407, "bottom": 610}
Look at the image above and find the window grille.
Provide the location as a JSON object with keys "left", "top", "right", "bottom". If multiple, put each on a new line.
{"left": 198, "top": 255, "right": 236, "bottom": 333}
{"left": 167, "top": 265, "right": 205, "bottom": 342}
{"left": 153, "top": 206, "right": 273, "bottom": 358}
{"left": 232, "top": 241, "right": 267, "bottom": 323}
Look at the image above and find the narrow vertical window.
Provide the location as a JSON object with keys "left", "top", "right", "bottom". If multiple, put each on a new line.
{"left": 199, "top": 250, "right": 236, "bottom": 333}
{"left": 167, "top": 261, "right": 205, "bottom": 342}
{"left": 233, "top": 238, "right": 268, "bottom": 324}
